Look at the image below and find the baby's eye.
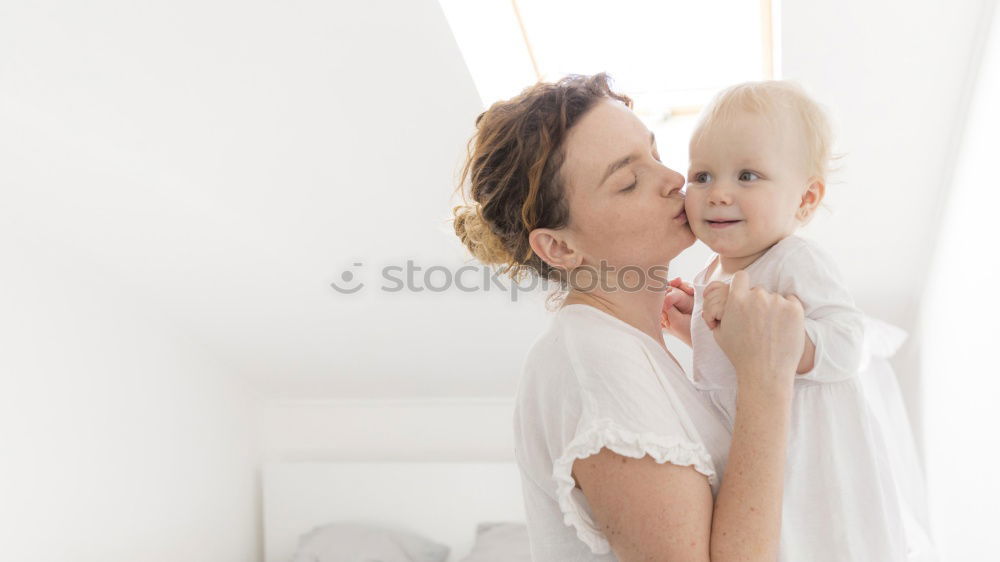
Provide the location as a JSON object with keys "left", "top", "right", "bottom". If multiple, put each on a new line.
{"left": 738, "top": 170, "right": 760, "bottom": 182}
{"left": 691, "top": 171, "right": 712, "bottom": 184}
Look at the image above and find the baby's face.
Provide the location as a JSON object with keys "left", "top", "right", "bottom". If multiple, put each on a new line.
{"left": 685, "top": 109, "right": 811, "bottom": 268}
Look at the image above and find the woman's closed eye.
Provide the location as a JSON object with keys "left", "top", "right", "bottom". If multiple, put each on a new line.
{"left": 619, "top": 176, "right": 637, "bottom": 193}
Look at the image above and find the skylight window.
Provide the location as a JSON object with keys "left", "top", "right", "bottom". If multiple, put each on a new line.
{"left": 440, "top": 0, "right": 776, "bottom": 170}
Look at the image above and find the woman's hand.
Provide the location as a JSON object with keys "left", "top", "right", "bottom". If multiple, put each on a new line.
{"left": 661, "top": 277, "right": 695, "bottom": 346}
{"left": 711, "top": 270, "right": 804, "bottom": 396}
{"left": 701, "top": 280, "right": 729, "bottom": 330}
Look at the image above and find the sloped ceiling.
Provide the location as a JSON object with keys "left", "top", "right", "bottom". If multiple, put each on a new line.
{"left": 1, "top": 0, "right": 549, "bottom": 398}
{"left": 1, "top": 0, "right": 990, "bottom": 400}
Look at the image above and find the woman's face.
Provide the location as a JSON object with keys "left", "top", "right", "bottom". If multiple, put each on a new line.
{"left": 559, "top": 100, "right": 694, "bottom": 275}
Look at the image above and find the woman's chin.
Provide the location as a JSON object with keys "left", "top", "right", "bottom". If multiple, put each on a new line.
{"left": 656, "top": 227, "right": 696, "bottom": 265}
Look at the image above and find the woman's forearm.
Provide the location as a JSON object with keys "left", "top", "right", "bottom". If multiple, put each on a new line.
{"left": 710, "top": 382, "right": 793, "bottom": 561}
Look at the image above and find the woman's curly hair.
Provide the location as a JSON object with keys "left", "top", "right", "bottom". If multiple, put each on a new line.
{"left": 452, "top": 73, "right": 632, "bottom": 286}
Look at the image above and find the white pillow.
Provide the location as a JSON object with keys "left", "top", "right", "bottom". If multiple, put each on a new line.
{"left": 291, "top": 522, "right": 450, "bottom": 562}
{"left": 458, "top": 522, "right": 531, "bottom": 562}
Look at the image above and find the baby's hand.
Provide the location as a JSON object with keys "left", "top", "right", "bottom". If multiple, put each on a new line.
{"left": 661, "top": 277, "right": 695, "bottom": 346}
{"left": 702, "top": 281, "right": 730, "bottom": 330}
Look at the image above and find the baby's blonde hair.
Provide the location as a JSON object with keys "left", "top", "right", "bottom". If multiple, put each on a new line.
{"left": 692, "top": 80, "right": 833, "bottom": 180}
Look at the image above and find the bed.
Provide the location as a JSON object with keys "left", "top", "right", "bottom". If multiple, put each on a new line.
{"left": 262, "top": 461, "right": 527, "bottom": 562}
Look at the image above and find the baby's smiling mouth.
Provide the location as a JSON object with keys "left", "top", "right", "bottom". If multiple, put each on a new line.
{"left": 705, "top": 219, "right": 743, "bottom": 229}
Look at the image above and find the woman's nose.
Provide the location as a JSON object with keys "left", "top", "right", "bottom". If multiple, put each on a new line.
{"left": 660, "top": 167, "right": 686, "bottom": 198}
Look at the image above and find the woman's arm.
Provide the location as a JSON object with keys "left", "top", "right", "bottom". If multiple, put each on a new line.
{"left": 573, "top": 451, "right": 714, "bottom": 559}
{"left": 572, "top": 395, "right": 792, "bottom": 562}
{"left": 709, "top": 380, "right": 793, "bottom": 560}
{"left": 572, "top": 271, "right": 803, "bottom": 561}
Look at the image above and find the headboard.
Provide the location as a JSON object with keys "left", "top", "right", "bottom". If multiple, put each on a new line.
{"left": 262, "top": 461, "right": 526, "bottom": 562}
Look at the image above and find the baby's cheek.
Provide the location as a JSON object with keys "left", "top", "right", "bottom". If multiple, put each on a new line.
{"left": 683, "top": 195, "right": 698, "bottom": 218}
{"left": 685, "top": 198, "right": 707, "bottom": 230}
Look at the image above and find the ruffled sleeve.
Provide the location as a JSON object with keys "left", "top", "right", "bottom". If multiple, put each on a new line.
{"left": 552, "top": 419, "right": 717, "bottom": 553}
{"left": 550, "top": 310, "right": 719, "bottom": 554}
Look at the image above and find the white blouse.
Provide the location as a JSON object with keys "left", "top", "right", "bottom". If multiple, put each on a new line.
{"left": 690, "top": 235, "right": 934, "bottom": 562}
{"left": 513, "top": 304, "right": 731, "bottom": 560}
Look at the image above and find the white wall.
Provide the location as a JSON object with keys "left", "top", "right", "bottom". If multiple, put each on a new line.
{"left": 0, "top": 243, "right": 261, "bottom": 562}
{"left": 921, "top": 1, "right": 1000, "bottom": 559}
{"left": 777, "top": 0, "right": 992, "bottom": 441}
{"left": 0, "top": 0, "right": 528, "bottom": 402}
{"left": 261, "top": 399, "right": 515, "bottom": 463}
{"left": 0, "top": 0, "right": 494, "bottom": 559}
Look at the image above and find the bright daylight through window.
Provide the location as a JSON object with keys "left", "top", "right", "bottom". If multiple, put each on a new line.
{"left": 439, "top": 0, "right": 776, "bottom": 171}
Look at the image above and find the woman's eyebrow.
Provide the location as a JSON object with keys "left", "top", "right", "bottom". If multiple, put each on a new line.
{"left": 598, "top": 131, "right": 656, "bottom": 188}
{"left": 599, "top": 155, "right": 634, "bottom": 187}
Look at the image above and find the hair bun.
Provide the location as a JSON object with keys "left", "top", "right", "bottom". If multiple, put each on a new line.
{"left": 452, "top": 204, "right": 514, "bottom": 266}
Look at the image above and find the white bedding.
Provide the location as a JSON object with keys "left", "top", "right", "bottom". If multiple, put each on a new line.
{"left": 262, "top": 461, "right": 526, "bottom": 562}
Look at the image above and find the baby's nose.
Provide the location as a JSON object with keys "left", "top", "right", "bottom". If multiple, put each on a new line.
{"left": 708, "top": 185, "right": 733, "bottom": 204}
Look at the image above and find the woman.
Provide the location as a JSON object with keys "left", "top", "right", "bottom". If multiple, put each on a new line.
{"left": 452, "top": 74, "right": 805, "bottom": 561}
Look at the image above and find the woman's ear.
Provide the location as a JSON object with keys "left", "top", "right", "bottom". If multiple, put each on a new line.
{"left": 529, "top": 228, "right": 582, "bottom": 271}
{"left": 797, "top": 177, "right": 826, "bottom": 222}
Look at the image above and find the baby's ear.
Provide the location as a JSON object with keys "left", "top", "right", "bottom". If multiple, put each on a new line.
{"left": 797, "top": 177, "right": 826, "bottom": 222}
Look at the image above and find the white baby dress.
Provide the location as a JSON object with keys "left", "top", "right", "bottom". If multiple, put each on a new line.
{"left": 690, "top": 235, "right": 936, "bottom": 562}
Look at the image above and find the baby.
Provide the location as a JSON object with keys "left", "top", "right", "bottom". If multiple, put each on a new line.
{"left": 666, "top": 81, "right": 935, "bottom": 561}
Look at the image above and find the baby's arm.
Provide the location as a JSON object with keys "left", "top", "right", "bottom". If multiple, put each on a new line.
{"left": 796, "top": 330, "right": 817, "bottom": 374}
{"left": 776, "top": 243, "right": 864, "bottom": 380}
{"left": 702, "top": 243, "right": 862, "bottom": 379}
